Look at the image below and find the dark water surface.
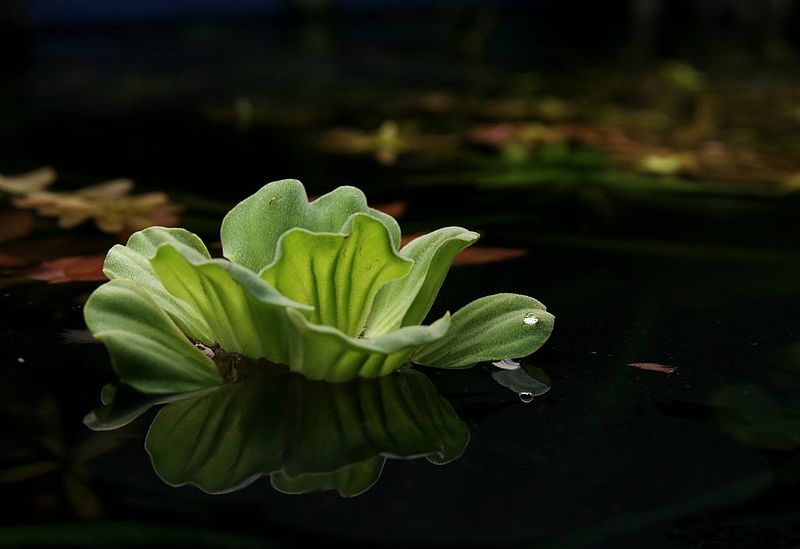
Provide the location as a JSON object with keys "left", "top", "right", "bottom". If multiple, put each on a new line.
{"left": 2, "top": 14, "right": 800, "bottom": 548}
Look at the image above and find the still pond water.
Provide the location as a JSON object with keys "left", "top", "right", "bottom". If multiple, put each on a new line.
{"left": 2, "top": 15, "right": 800, "bottom": 548}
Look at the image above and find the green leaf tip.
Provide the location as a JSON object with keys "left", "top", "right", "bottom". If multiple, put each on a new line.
{"left": 85, "top": 179, "right": 553, "bottom": 386}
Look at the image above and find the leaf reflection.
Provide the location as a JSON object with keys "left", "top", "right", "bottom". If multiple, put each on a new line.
{"left": 87, "top": 362, "right": 469, "bottom": 497}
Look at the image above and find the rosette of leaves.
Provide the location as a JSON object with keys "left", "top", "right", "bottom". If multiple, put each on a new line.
{"left": 84, "top": 179, "right": 553, "bottom": 389}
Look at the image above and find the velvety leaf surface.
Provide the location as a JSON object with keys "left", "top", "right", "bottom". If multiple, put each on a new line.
{"left": 412, "top": 293, "right": 554, "bottom": 368}
{"left": 284, "top": 308, "right": 450, "bottom": 381}
{"left": 150, "top": 245, "right": 311, "bottom": 364}
{"left": 145, "top": 365, "right": 468, "bottom": 495}
{"left": 220, "top": 180, "right": 401, "bottom": 272}
{"left": 83, "top": 279, "right": 223, "bottom": 394}
{"left": 366, "top": 227, "right": 479, "bottom": 335}
{"left": 102, "top": 227, "right": 214, "bottom": 343}
{"left": 261, "top": 214, "right": 412, "bottom": 337}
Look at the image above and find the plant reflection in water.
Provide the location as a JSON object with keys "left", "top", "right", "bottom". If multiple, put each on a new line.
{"left": 85, "top": 358, "right": 469, "bottom": 497}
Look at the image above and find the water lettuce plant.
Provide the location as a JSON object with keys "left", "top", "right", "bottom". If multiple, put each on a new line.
{"left": 84, "top": 179, "right": 553, "bottom": 388}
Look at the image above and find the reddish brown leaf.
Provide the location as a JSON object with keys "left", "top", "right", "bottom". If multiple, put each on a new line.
{"left": 373, "top": 201, "right": 407, "bottom": 219}
{"left": 452, "top": 247, "right": 528, "bottom": 266}
{"left": 628, "top": 362, "right": 676, "bottom": 374}
{"left": 0, "top": 253, "right": 26, "bottom": 267}
{"left": 401, "top": 232, "right": 527, "bottom": 267}
{"left": 0, "top": 210, "right": 35, "bottom": 244}
{"left": 26, "top": 256, "right": 107, "bottom": 284}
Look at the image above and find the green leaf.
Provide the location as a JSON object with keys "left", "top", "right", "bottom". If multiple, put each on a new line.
{"left": 284, "top": 308, "right": 450, "bottom": 381}
{"left": 271, "top": 458, "right": 385, "bottom": 497}
{"left": 261, "top": 213, "right": 412, "bottom": 337}
{"left": 221, "top": 179, "right": 401, "bottom": 272}
{"left": 83, "top": 279, "right": 223, "bottom": 394}
{"left": 412, "top": 293, "right": 554, "bottom": 369}
{"left": 145, "top": 364, "right": 468, "bottom": 495}
{"left": 150, "top": 245, "right": 311, "bottom": 364}
{"left": 84, "top": 384, "right": 211, "bottom": 431}
{"left": 366, "top": 227, "right": 479, "bottom": 335}
{"left": 102, "top": 227, "right": 214, "bottom": 343}
{"left": 145, "top": 364, "right": 288, "bottom": 494}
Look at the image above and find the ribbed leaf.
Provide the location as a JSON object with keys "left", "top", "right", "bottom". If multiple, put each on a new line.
{"left": 366, "top": 227, "right": 479, "bottom": 335}
{"left": 284, "top": 308, "right": 450, "bottom": 381}
{"left": 221, "top": 179, "right": 401, "bottom": 272}
{"left": 102, "top": 227, "right": 214, "bottom": 343}
{"left": 84, "top": 383, "right": 209, "bottom": 431}
{"left": 412, "top": 293, "right": 554, "bottom": 368}
{"left": 146, "top": 365, "right": 288, "bottom": 494}
{"left": 271, "top": 458, "right": 385, "bottom": 497}
{"left": 150, "top": 245, "right": 311, "bottom": 364}
{"left": 83, "top": 279, "right": 223, "bottom": 394}
{"left": 261, "top": 214, "right": 412, "bottom": 337}
{"left": 146, "top": 365, "right": 468, "bottom": 495}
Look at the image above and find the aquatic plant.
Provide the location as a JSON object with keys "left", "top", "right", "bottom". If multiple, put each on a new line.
{"left": 84, "top": 179, "right": 553, "bottom": 388}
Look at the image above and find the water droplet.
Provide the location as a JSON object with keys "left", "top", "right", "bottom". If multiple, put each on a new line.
{"left": 523, "top": 313, "right": 539, "bottom": 326}
{"left": 519, "top": 392, "right": 534, "bottom": 403}
{"left": 492, "top": 358, "right": 521, "bottom": 370}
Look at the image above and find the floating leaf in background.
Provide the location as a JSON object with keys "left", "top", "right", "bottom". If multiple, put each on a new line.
{"left": 316, "top": 120, "right": 457, "bottom": 165}
{"left": 13, "top": 179, "right": 182, "bottom": 235}
{"left": 638, "top": 152, "right": 694, "bottom": 177}
{"left": 468, "top": 122, "right": 566, "bottom": 150}
{"left": 451, "top": 246, "right": 527, "bottom": 266}
{"left": 372, "top": 200, "right": 407, "bottom": 219}
{"left": 399, "top": 232, "right": 527, "bottom": 267}
{"left": 628, "top": 362, "right": 676, "bottom": 374}
{"left": 0, "top": 210, "right": 35, "bottom": 244}
{"left": 0, "top": 167, "right": 56, "bottom": 196}
{"left": 25, "top": 255, "right": 106, "bottom": 284}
